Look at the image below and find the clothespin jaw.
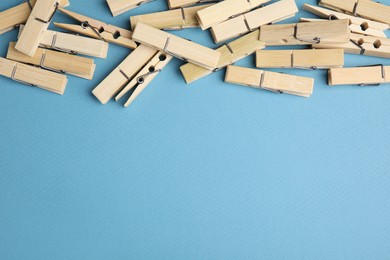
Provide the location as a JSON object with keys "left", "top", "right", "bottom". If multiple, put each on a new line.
{"left": 54, "top": 8, "right": 137, "bottom": 49}
{"left": 259, "top": 19, "right": 350, "bottom": 46}
{"left": 15, "top": 0, "right": 60, "bottom": 57}
{"left": 106, "top": 0, "right": 156, "bottom": 17}
{"left": 256, "top": 49, "right": 344, "bottom": 70}
{"left": 115, "top": 52, "right": 173, "bottom": 107}
{"left": 210, "top": 0, "right": 298, "bottom": 43}
{"left": 0, "top": 57, "right": 67, "bottom": 95}
{"left": 302, "top": 4, "right": 389, "bottom": 38}
{"left": 328, "top": 65, "right": 390, "bottom": 86}
{"left": 225, "top": 65, "right": 314, "bottom": 97}
{"left": 132, "top": 22, "right": 221, "bottom": 70}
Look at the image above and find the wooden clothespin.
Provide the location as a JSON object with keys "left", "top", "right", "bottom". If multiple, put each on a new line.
{"left": 0, "top": 0, "right": 69, "bottom": 35}
{"left": 313, "top": 33, "right": 390, "bottom": 59}
{"left": 329, "top": 65, "right": 390, "bottom": 86}
{"left": 15, "top": 0, "right": 60, "bottom": 57}
{"left": 319, "top": 0, "right": 390, "bottom": 25}
{"left": 54, "top": 8, "right": 137, "bottom": 49}
{"left": 132, "top": 22, "right": 221, "bottom": 70}
{"left": 0, "top": 57, "right": 67, "bottom": 95}
{"left": 259, "top": 19, "right": 351, "bottom": 46}
{"left": 180, "top": 30, "right": 265, "bottom": 84}
{"left": 92, "top": 44, "right": 158, "bottom": 104}
{"left": 210, "top": 0, "right": 298, "bottom": 43}
{"left": 106, "top": 0, "right": 155, "bottom": 17}
{"left": 225, "top": 65, "right": 314, "bottom": 97}
{"left": 7, "top": 42, "right": 96, "bottom": 80}
{"left": 18, "top": 25, "right": 109, "bottom": 58}
{"left": 256, "top": 49, "right": 344, "bottom": 69}
{"left": 303, "top": 4, "right": 389, "bottom": 38}
{"left": 115, "top": 51, "right": 173, "bottom": 107}
{"left": 167, "top": 0, "right": 221, "bottom": 9}
{"left": 196, "top": 0, "right": 271, "bottom": 30}
{"left": 130, "top": 5, "right": 211, "bottom": 30}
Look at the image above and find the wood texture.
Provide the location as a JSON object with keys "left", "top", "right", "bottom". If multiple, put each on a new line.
{"left": 107, "top": 0, "right": 155, "bottom": 16}
{"left": 210, "top": 0, "right": 298, "bottom": 43}
{"left": 225, "top": 65, "right": 314, "bottom": 97}
{"left": 196, "top": 0, "right": 270, "bottom": 30}
{"left": 303, "top": 4, "right": 389, "bottom": 38}
{"left": 180, "top": 30, "right": 264, "bottom": 84}
{"left": 328, "top": 66, "right": 390, "bottom": 86}
{"left": 319, "top": 0, "right": 390, "bottom": 25}
{"left": 259, "top": 19, "right": 350, "bottom": 46}
{"left": 92, "top": 45, "right": 158, "bottom": 104}
{"left": 0, "top": 0, "right": 69, "bottom": 35}
{"left": 167, "top": 0, "right": 221, "bottom": 9}
{"left": 0, "top": 57, "right": 67, "bottom": 95}
{"left": 15, "top": 0, "right": 60, "bottom": 57}
{"left": 7, "top": 42, "right": 96, "bottom": 80}
{"left": 130, "top": 5, "right": 211, "bottom": 30}
{"left": 55, "top": 7, "right": 137, "bottom": 49}
{"left": 132, "top": 22, "right": 221, "bottom": 70}
{"left": 256, "top": 49, "right": 344, "bottom": 69}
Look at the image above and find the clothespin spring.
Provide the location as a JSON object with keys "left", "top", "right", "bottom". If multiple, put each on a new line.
{"left": 81, "top": 21, "right": 107, "bottom": 42}
{"left": 258, "top": 72, "right": 283, "bottom": 94}
{"left": 163, "top": 37, "right": 188, "bottom": 62}
{"left": 358, "top": 64, "right": 385, "bottom": 87}
{"left": 11, "top": 65, "right": 37, "bottom": 87}
{"left": 39, "top": 53, "right": 66, "bottom": 74}
{"left": 35, "top": 2, "right": 59, "bottom": 23}
{"left": 290, "top": 53, "right": 317, "bottom": 70}
{"left": 50, "top": 34, "right": 78, "bottom": 55}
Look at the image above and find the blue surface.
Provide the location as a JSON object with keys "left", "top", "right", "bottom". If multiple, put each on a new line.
{"left": 1, "top": 0, "right": 390, "bottom": 259}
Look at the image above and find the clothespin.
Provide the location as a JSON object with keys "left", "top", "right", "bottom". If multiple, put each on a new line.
{"left": 0, "top": 57, "right": 67, "bottom": 95}
{"left": 196, "top": 0, "right": 271, "bottom": 30}
{"left": 106, "top": 0, "right": 156, "bottom": 17}
{"left": 132, "top": 23, "right": 221, "bottom": 70}
{"left": 54, "top": 8, "right": 137, "bottom": 49}
{"left": 130, "top": 5, "right": 211, "bottom": 30}
{"left": 92, "top": 44, "right": 158, "bottom": 104}
{"left": 0, "top": 0, "right": 69, "bottom": 35}
{"left": 225, "top": 65, "right": 314, "bottom": 97}
{"left": 259, "top": 19, "right": 351, "bottom": 46}
{"left": 115, "top": 51, "right": 173, "bottom": 107}
{"left": 7, "top": 42, "right": 96, "bottom": 80}
{"left": 180, "top": 30, "right": 265, "bottom": 84}
{"left": 15, "top": 0, "right": 60, "bottom": 57}
{"left": 256, "top": 49, "right": 344, "bottom": 70}
{"left": 313, "top": 33, "right": 390, "bottom": 59}
{"left": 303, "top": 4, "right": 389, "bottom": 38}
{"left": 319, "top": 0, "right": 390, "bottom": 25}
{"left": 18, "top": 25, "right": 109, "bottom": 58}
{"left": 329, "top": 65, "right": 390, "bottom": 86}
{"left": 167, "top": 0, "right": 221, "bottom": 9}
{"left": 210, "top": 0, "right": 298, "bottom": 43}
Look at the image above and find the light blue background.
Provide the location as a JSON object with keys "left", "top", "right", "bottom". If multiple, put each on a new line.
{"left": 1, "top": 0, "right": 390, "bottom": 259}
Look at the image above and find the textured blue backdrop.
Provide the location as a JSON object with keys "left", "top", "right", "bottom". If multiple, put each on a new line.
{"left": 1, "top": 0, "right": 390, "bottom": 259}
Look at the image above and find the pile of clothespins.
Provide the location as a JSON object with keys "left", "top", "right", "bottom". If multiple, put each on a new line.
{"left": 0, "top": 0, "right": 389, "bottom": 107}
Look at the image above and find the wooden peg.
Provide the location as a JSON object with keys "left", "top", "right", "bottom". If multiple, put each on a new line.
{"left": 319, "top": 0, "right": 390, "bottom": 25}
{"left": 167, "top": 0, "right": 221, "bottom": 9}
{"left": 259, "top": 19, "right": 351, "bottom": 46}
{"left": 106, "top": 0, "right": 155, "bottom": 16}
{"left": 15, "top": 0, "right": 59, "bottom": 57}
{"left": 54, "top": 8, "right": 137, "bottom": 49}
{"left": 328, "top": 65, "right": 390, "bottom": 86}
{"left": 7, "top": 42, "right": 96, "bottom": 80}
{"left": 18, "top": 25, "right": 109, "bottom": 58}
{"left": 225, "top": 65, "right": 314, "bottom": 97}
{"left": 130, "top": 5, "right": 211, "bottom": 30}
{"left": 132, "top": 22, "right": 221, "bottom": 70}
{"left": 256, "top": 49, "right": 344, "bottom": 69}
{"left": 210, "top": 0, "right": 298, "bottom": 43}
{"left": 0, "top": 0, "right": 69, "bottom": 35}
{"left": 92, "top": 45, "right": 158, "bottom": 104}
{"left": 196, "top": 0, "right": 271, "bottom": 30}
{"left": 0, "top": 57, "right": 67, "bottom": 95}
{"left": 115, "top": 51, "right": 173, "bottom": 107}
{"left": 313, "top": 33, "right": 390, "bottom": 58}
{"left": 180, "top": 29, "right": 264, "bottom": 84}
{"left": 303, "top": 4, "right": 389, "bottom": 38}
